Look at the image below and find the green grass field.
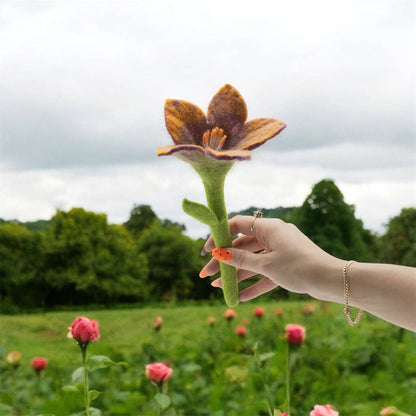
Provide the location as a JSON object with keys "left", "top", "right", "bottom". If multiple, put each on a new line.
{"left": 1, "top": 300, "right": 415, "bottom": 415}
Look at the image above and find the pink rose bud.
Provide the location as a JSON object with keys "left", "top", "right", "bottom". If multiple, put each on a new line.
{"left": 68, "top": 316, "right": 100, "bottom": 345}
{"left": 275, "top": 308, "right": 283, "bottom": 316}
{"left": 310, "top": 404, "right": 339, "bottom": 416}
{"left": 254, "top": 307, "right": 265, "bottom": 317}
{"left": 152, "top": 316, "right": 163, "bottom": 331}
{"left": 223, "top": 308, "right": 236, "bottom": 321}
{"left": 31, "top": 357, "right": 48, "bottom": 372}
{"left": 379, "top": 407, "right": 407, "bottom": 415}
{"left": 235, "top": 326, "right": 247, "bottom": 337}
{"left": 6, "top": 351, "right": 22, "bottom": 369}
{"left": 285, "top": 323, "right": 306, "bottom": 345}
{"left": 242, "top": 319, "right": 250, "bottom": 326}
{"left": 145, "top": 362, "right": 173, "bottom": 384}
{"left": 301, "top": 303, "right": 315, "bottom": 315}
{"left": 207, "top": 316, "right": 217, "bottom": 326}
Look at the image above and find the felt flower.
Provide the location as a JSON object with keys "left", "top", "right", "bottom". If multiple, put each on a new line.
{"left": 157, "top": 84, "right": 286, "bottom": 163}
{"left": 157, "top": 84, "right": 286, "bottom": 308}
{"left": 31, "top": 357, "right": 48, "bottom": 373}
{"left": 146, "top": 362, "right": 173, "bottom": 384}
{"left": 285, "top": 323, "right": 306, "bottom": 345}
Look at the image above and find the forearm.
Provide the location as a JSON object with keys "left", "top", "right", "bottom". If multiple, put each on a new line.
{"left": 311, "top": 259, "right": 416, "bottom": 331}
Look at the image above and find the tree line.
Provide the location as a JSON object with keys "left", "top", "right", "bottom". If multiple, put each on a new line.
{"left": 1, "top": 179, "right": 415, "bottom": 313}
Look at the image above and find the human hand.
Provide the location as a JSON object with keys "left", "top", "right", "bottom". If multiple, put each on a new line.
{"left": 200, "top": 215, "right": 344, "bottom": 302}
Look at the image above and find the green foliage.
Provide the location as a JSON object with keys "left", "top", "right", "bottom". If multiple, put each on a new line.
{"left": 229, "top": 206, "right": 294, "bottom": 220}
{"left": 378, "top": 208, "right": 416, "bottom": 266}
{"left": 44, "top": 208, "right": 150, "bottom": 306}
{"left": 0, "top": 179, "right": 412, "bottom": 311}
{"left": 136, "top": 221, "right": 203, "bottom": 301}
{"left": 124, "top": 204, "right": 158, "bottom": 237}
{"left": 287, "top": 179, "right": 377, "bottom": 261}
{"left": 0, "top": 223, "right": 47, "bottom": 311}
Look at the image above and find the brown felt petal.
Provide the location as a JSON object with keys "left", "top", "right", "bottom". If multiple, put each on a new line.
{"left": 157, "top": 144, "right": 208, "bottom": 163}
{"left": 207, "top": 84, "right": 247, "bottom": 140}
{"left": 237, "top": 118, "right": 286, "bottom": 151}
{"left": 204, "top": 147, "right": 251, "bottom": 161}
{"left": 164, "top": 99, "right": 208, "bottom": 146}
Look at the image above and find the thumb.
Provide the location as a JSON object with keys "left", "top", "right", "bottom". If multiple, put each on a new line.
{"left": 211, "top": 247, "right": 268, "bottom": 274}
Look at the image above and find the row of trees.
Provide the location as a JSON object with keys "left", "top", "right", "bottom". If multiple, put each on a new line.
{"left": 1, "top": 179, "right": 415, "bottom": 312}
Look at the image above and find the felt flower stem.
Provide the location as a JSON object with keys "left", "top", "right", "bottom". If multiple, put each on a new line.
{"left": 186, "top": 160, "right": 239, "bottom": 308}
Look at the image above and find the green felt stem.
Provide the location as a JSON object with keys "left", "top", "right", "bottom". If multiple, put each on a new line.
{"left": 191, "top": 160, "right": 239, "bottom": 308}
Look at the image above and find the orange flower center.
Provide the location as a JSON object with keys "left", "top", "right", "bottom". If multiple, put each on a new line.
{"left": 202, "top": 127, "right": 227, "bottom": 150}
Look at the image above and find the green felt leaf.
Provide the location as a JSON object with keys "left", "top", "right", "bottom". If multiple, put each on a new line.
{"left": 182, "top": 198, "right": 219, "bottom": 227}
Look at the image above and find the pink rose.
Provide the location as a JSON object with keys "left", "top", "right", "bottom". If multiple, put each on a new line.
{"left": 145, "top": 362, "right": 173, "bottom": 383}
{"left": 310, "top": 404, "right": 339, "bottom": 416}
{"left": 224, "top": 309, "right": 236, "bottom": 320}
{"left": 285, "top": 323, "right": 306, "bottom": 345}
{"left": 152, "top": 316, "right": 163, "bottom": 331}
{"left": 207, "top": 316, "right": 217, "bottom": 326}
{"left": 68, "top": 316, "right": 100, "bottom": 345}
{"left": 31, "top": 357, "right": 48, "bottom": 372}
{"left": 254, "top": 307, "right": 265, "bottom": 317}
{"left": 379, "top": 407, "right": 409, "bottom": 415}
{"left": 301, "top": 303, "right": 315, "bottom": 315}
{"left": 235, "top": 326, "right": 247, "bottom": 337}
{"left": 6, "top": 351, "right": 22, "bottom": 369}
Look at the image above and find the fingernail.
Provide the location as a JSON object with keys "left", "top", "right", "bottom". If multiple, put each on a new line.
{"left": 199, "top": 267, "right": 208, "bottom": 278}
{"left": 211, "top": 248, "right": 232, "bottom": 262}
{"left": 211, "top": 278, "right": 220, "bottom": 288}
{"left": 200, "top": 245, "right": 208, "bottom": 256}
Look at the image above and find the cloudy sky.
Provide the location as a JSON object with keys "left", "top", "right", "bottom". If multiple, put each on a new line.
{"left": 1, "top": 0, "right": 415, "bottom": 238}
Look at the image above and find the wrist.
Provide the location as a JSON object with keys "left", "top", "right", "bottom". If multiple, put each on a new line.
{"left": 307, "top": 254, "right": 346, "bottom": 304}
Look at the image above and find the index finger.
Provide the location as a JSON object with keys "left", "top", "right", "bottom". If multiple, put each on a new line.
{"left": 202, "top": 215, "right": 269, "bottom": 253}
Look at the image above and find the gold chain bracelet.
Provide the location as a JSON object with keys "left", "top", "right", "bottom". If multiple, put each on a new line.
{"left": 343, "top": 261, "right": 364, "bottom": 326}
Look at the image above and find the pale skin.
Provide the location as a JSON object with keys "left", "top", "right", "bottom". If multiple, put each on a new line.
{"left": 201, "top": 215, "right": 416, "bottom": 332}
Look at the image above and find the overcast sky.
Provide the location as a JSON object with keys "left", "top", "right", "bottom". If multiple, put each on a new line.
{"left": 0, "top": 0, "right": 415, "bottom": 238}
